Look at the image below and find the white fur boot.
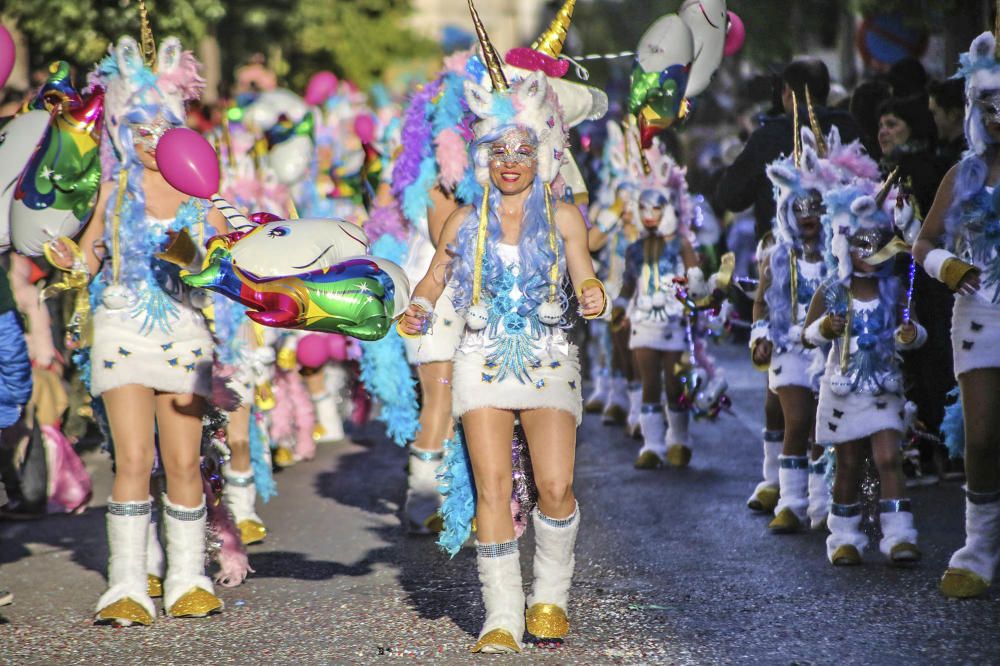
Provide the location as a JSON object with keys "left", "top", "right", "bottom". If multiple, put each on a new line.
{"left": 807, "top": 456, "right": 831, "bottom": 530}
{"left": 163, "top": 496, "right": 223, "bottom": 618}
{"left": 665, "top": 408, "right": 691, "bottom": 468}
{"left": 626, "top": 382, "right": 643, "bottom": 438}
{"left": 601, "top": 375, "right": 629, "bottom": 425}
{"left": 404, "top": 447, "right": 444, "bottom": 534}
{"left": 878, "top": 500, "right": 920, "bottom": 564}
{"left": 584, "top": 370, "right": 609, "bottom": 413}
{"left": 471, "top": 541, "right": 524, "bottom": 653}
{"left": 526, "top": 504, "right": 580, "bottom": 640}
{"left": 770, "top": 456, "right": 808, "bottom": 532}
{"left": 312, "top": 391, "right": 345, "bottom": 443}
{"left": 146, "top": 506, "right": 165, "bottom": 598}
{"left": 95, "top": 500, "right": 156, "bottom": 626}
{"left": 748, "top": 429, "right": 782, "bottom": 512}
{"left": 825, "top": 503, "right": 867, "bottom": 565}
{"left": 223, "top": 465, "right": 266, "bottom": 545}
{"left": 635, "top": 406, "right": 666, "bottom": 469}
{"left": 941, "top": 491, "right": 1000, "bottom": 598}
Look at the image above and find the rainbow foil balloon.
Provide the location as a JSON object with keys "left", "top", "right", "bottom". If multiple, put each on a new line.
{"left": 10, "top": 81, "right": 103, "bottom": 256}
{"left": 182, "top": 217, "right": 410, "bottom": 341}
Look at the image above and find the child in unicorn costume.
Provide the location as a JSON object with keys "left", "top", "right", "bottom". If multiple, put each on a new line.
{"left": 52, "top": 33, "right": 238, "bottom": 624}
{"left": 802, "top": 174, "right": 925, "bottom": 566}
{"left": 400, "top": 1, "right": 607, "bottom": 652}
{"left": 614, "top": 140, "right": 706, "bottom": 470}
{"left": 915, "top": 31, "right": 1000, "bottom": 598}
{"left": 586, "top": 121, "right": 642, "bottom": 436}
{"left": 751, "top": 99, "right": 880, "bottom": 534}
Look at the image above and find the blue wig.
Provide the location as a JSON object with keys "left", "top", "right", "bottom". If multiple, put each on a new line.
{"left": 449, "top": 127, "right": 564, "bottom": 317}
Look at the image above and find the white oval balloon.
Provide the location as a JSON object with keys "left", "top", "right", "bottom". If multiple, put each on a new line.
{"left": 269, "top": 134, "right": 313, "bottom": 186}
{"left": 230, "top": 218, "right": 370, "bottom": 278}
{"left": 636, "top": 14, "right": 694, "bottom": 74}
{"left": 678, "top": 0, "right": 728, "bottom": 96}
{"left": 243, "top": 88, "right": 309, "bottom": 130}
{"left": 0, "top": 111, "right": 50, "bottom": 253}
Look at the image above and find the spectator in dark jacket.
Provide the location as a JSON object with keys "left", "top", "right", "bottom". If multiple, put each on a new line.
{"left": 928, "top": 78, "right": 967, "bottom": 172}
{"left": 714, "top": 60, "right": 861, "bottom": 241}
{"left": 850, "top": 80, "right": 892, "bottom": 162}
{"left": 877, "top": 96, "right": 954, "bottom": 483}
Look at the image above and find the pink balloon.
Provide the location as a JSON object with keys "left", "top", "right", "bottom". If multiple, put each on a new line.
{"left": 297, "top": 333, "right": 349, "bottom": 367}
{"left": 354, "top": 114, "right": 376, "bottom": 144}
{"left": 296, "top": 333, "right": 331, "bottom": 368}
{"left": 304, "top": 71, "right": 338, "bottom": 106}
{"left": 0, "top": 26, "right": 14, "bottom": 89}
{"left": 156, "top": 128, "right": 220, "bottom": 199}
{"left": 724, "top": 12, "right": 746, "bottom": 57}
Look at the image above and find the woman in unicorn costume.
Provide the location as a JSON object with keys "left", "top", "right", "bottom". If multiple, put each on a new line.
{"left": 586, "top": 121, "right": 643, "bottom": 437}
{"left": 802, "top": 175, "right": 925, "bottom": 567}
{"left": 614, "top": 140, "right": 706, "bottom": 470}
{"left": 50, "top": 35, "right": 230, "bottom": 624}
{"left": 915, "top": 31, "right": 1000, "bottom": 598}
{"left": 400, "top": 3, "right": 606, "bottom": 651}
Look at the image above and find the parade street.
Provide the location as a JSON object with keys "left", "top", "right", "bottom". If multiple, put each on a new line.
{"left": 1, "top": 343, "right": 997, "bottom": 665}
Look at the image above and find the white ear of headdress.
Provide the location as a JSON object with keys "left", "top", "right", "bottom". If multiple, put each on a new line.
{"left": 463, "top": 79, "right": 495, "bottom": 119}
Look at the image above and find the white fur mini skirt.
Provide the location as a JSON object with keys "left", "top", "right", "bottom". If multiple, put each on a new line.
{"left": 815, "top": 378, "right": 905, "bottom": 445}
{"left": 403, "top": 285, "right": 464, "bottom": 365}
{"left": 951, "top": 293, "right": 1000, "bottom": 377}
{"left": 768, "top": 346, "right": 822, "bottom": 391}
{"left": 452, "top": 345, "right": 583, "bottom": 425}
{"left": 628, "top": 318, "right": 687, "bottom": 352}
{"left": 90, "top": 304, "right": 214, "bottom": 398}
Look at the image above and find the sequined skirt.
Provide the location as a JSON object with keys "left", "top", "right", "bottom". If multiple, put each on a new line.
{"left": 452, "top": 345, "right": 583, "bottom": 425}
{"left": 90, "top": 305, "right": 213, "bottom": 398}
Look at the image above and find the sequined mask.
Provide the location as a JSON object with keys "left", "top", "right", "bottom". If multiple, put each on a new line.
{"left": 489, "top": 129, "right": 539, "bottom": 167}
{"left": 792, "top": 190, "right": 824, "bottom": 219}
{"left": 849, "top": 227, "right": 893, "bottom": 260}
{"left": 975, "top": 89, "right": 1000, "bottom": 124}
{"left": 129, "top": 116, "right": 175, "bottom": 152}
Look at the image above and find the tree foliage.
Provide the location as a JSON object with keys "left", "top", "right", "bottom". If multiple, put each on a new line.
{"left": 288, "top": 0, "right": 439, "bottom": 88}
{"left": 4, "top": 0, "right": 225, "bottom": 71}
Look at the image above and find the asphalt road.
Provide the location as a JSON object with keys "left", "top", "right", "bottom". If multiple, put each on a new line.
{"left": 1, "top": 341, "right": 997, "bottom": 665}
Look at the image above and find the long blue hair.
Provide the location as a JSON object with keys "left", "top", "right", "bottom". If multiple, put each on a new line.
{"left": 450, "top": 126, "right": 564, "bottom": 316}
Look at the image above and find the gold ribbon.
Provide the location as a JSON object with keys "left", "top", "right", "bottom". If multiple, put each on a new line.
{"left": 839, "top": 291, "right": 852, "bottom": 374}
{"left": 789, "top": 251, "right": 799, "bottom": 323}
{"left": 41, "top": 237, "right": 92, "bottom": 347}
{"left": 861, "top": 237, "right": 911, "bottom": 267}
{"left": 471, "top": 183, "right": 490, "bottom": 306}
{"left": 543, "top": 183, "right": 559, "bottom": 304}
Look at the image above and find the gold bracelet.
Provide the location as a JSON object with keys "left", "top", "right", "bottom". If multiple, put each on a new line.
{"left": 940, "top": 257, "right": 979, "bottom": 292}
{"left": 818, "top": 316, "right": 839, "bottom": 340}
{"left": 578, "top": 277, "right": 608, "bottom": 319}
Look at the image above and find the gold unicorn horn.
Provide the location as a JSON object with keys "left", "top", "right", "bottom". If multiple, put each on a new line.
{"left": 995, "top": 0, "right": 1000, "bottom": 58}
{"left": 792, "top": 90, "right": 802, "bottom": 168}
{"left": 532, "top": 0, "right": 576, "bottom": 58}
{"left": 805, "top": 86, "right": 827, "bottom": 157}
{"left": 875, "top": 166, "right": 901, "bottom": 208}
{"left": 138, "top": 0, "right": 157, "bottom": 69}
{"left": 468, "top": 0, "right": 508, "bottom": 92}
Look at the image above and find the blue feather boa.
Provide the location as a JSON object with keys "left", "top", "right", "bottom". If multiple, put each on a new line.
{"left": 359, "top": 233, "right": 420, "bottom": 446}
{"left": 437, "top": 427, "right": 476, "bottom": 557}
{"left": 249, "top": 408, "right": 277, "bottom": 502}
{"left": 941, "top": 387, "right": 965, "bottom": 460}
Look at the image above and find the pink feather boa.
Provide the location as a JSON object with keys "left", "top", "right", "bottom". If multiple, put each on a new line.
{"left": 269, "top": 369, "right": 317, "bottom": 461}
{"left": 204, "top": 477, "right": 253, "bottom": 587}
